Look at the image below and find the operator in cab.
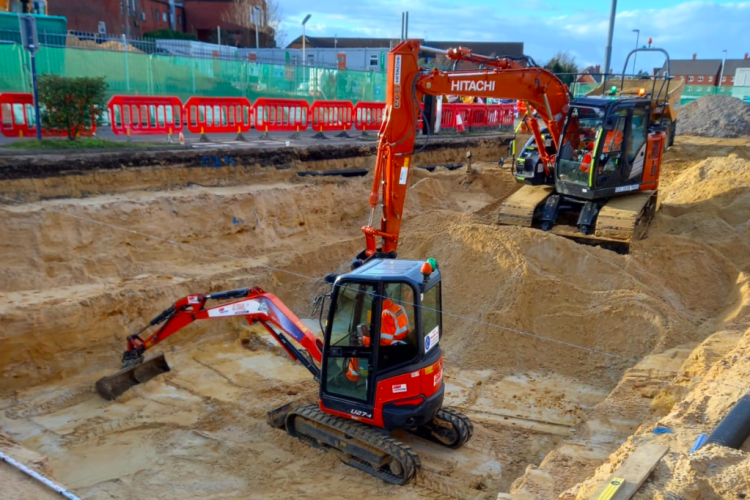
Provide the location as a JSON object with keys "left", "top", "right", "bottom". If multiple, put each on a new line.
{"left": 346, "top": 287, "right": 413, "bottom": 383}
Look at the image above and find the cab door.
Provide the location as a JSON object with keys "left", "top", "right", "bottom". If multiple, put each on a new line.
{"left": 320, "top": 281, "right": 380, "bottom": 420}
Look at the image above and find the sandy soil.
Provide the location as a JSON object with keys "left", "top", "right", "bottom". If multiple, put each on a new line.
{"left": 1, "top": 136, "right": 749, "bottom": 499}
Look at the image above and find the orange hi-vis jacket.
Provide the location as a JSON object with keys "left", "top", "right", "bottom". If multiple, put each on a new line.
{"left": 347, "top": 299, "right": 411, "bottom": 383}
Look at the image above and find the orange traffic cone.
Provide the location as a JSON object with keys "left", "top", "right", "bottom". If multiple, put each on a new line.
{"left": 456, "top": 113, "right": 466, "bottom": 134}
{"left": 179, "top": 132, "right": 185, "bottom": 146}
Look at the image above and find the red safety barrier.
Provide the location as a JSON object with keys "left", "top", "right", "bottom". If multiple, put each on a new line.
{"left": 0, "top": 93, "right": 96, "bottom": 138}
{"left": 309, "top": 100, "right": 354, "bottom": 136}
{"left": 254, "top": 98, "right": 309, "bottom": 136}
{"left": 353, "top": 102, "right": 385, "bottom": 134}
{"left": 468, "top": 105, "right": 488, "bottom": 130}
{"left": 108, "top": 95, "right": 183, "bottom": 136}
{"left": 440, "top": 103, "right": 457, "bottom": 130}
{"left": 500, "top": 103, "right": 515, "bottom": 127}
{"left": 454, "top": 103, "right": 473, "bottom": 130}
{"left": 184, "top": 96, "right": 253, "bottom": 134}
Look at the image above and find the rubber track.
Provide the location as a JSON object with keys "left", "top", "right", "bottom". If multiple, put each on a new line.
{"left": 286, "top": 404, "right": 421, "bottom": 485}
{"left": 436, "top": 407, "right": 474, "bottom": 448}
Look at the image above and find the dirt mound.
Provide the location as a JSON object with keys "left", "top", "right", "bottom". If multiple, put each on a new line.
{"left": 677, "top": 95, "right": 750, "bottom": 138}
{"left": 398, "top": 210, "right": 740, "bottom": 386}
{"left": 653, "top": 155, "right": 750, "bottom": 270}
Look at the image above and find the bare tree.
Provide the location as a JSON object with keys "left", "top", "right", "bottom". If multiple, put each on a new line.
{"left": 221, "top": 0, "right": 285, "bottom": 48}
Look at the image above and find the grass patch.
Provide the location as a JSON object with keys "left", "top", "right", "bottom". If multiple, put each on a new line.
{"left": 4, "top": 138, "right": 155, "bottom": 151}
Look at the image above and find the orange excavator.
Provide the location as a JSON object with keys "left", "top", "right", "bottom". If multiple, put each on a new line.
{"left": 378, "top": 41, "right": 677, "bottom": 251}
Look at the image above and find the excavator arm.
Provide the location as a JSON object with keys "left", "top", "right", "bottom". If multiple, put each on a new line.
{"left": 96, "top": 286, "right": 324, "bottom": 400}
{"left": 362, "top": 40, "right": 570, "bottom": 259}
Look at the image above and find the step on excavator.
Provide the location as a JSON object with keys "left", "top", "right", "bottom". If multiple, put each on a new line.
{"left": 94, "top": 40, "right": 481, "bottom": 485}
{"left": 411, "top": 42, "right": 681, "bottom": 251}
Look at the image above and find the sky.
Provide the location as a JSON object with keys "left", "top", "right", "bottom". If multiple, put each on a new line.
{"left": 275, "top": 1, "right": 750, "bottom": 72}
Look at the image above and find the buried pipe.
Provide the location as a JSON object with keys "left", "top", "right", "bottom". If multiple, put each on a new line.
{"left": 703, "top": 393, "right": 750, "bottom": 450}
{"left": 0, "top": 449, "right": 82, "bottom": 500}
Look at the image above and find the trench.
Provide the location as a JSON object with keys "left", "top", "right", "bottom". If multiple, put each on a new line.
{"left": 1, "top": 136, "right": 748, "bottom": 499}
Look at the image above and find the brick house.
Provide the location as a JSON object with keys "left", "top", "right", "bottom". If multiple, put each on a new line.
{"left": 661, "top": 55, "right": 721, "bottom": 93}
{"left": 182, "top": 0, "right": 274, "bottom": 47}
{"left": 721, "top": 54, "right": 750, "bottom": 86}
{"left": 46, "top": 0, "right": 273, "bottom": 46}
{"left": 47, "top": 0, "right": 186, "bottom": 37}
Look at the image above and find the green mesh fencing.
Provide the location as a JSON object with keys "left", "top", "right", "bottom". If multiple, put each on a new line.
{"left": 0, "top": 44, "right": 387, "bottom": 103}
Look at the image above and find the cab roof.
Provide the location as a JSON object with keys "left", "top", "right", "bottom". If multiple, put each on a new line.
{"left": 340, "top": 259, "right": 440, "bottom": 288}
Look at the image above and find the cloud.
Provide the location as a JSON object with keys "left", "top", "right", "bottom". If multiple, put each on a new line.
{"left": 278, "top": 1, "right": 750, "bottom": 71}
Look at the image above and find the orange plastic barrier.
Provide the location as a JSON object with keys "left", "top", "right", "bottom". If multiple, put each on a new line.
{"left": 254, "top": 98, "right": 309, "bottom": 137}
{"left": 454, "top": 104, "right": 473, "bottom": 130}
{"left": 108, "top": 95, "right": 183, "bottom": 136}
{"left": 468, "top": 105, "right": 488, "bottom": 130}
{"left": 353, "top": 102, "right": 385, "bottom": 134}
{"left": 440, "top": 103, "right": 457, "bottom": 130}
{"left": 184, "top": 97, "right": 253, "bottom": 134}
{"left": 0, "top": 93, "right": 96, "bottom": 138}
{"left": 309, "top": 100, "right": 354, "bottom": 137}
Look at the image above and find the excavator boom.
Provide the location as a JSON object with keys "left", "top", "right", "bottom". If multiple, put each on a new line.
{"left": 361, "top": 40, "right": 570, "bottom": 260}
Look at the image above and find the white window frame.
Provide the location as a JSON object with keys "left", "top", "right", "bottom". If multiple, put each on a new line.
{"left": 369, "top": 54, "right": 378, "bottom": 67}
{"left": 722, "top": 76, "right": 727, "bottom": 83}
{"left": 697, "top": 76, "right": 704, "bottom": 83}
{"left": 708, "top": 76, "right": 713, "bottom": 83}
{"left": 162, "top": 12, "right": 167, "bottom": 22}
{"left": 688, "top": 76, "right": 694, "bottom": 82}
{"left": 731, "top": 76, "right": 735, "bottom": 83}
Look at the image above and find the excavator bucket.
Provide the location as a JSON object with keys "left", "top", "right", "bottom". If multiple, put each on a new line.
{"left": 95, "top": 352, "right": 171, "bottom": 401}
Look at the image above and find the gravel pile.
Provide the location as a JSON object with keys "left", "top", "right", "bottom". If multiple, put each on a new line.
{"left": 676, "top": 95, "right": 750, "bottom": 138}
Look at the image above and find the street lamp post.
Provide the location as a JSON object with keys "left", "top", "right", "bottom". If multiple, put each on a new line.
{"left": 719, "top": 49, "right": 728, "bottom": 94}
{"left": 302, "top": 14, "right": 311, "bottom": 65}
{"left": 632, "top": 29, "right": 640, "bottom": 75}
{"left": 252, "top": 5, "right": 261, "bottom": 49}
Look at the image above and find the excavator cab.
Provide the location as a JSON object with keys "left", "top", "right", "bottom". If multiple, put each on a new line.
{"left": 555, "top": 98, "right": 658, "bottom": 198}
{"left": 537, "top": 97, "right": 663, "bottom": 238}
{"left": 320, "top": 259, "right": 445, "bottom": 430}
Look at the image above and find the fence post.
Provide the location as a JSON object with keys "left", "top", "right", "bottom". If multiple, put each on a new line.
{"left": 190, "top": 45, "right": 196, "bottom": 93}
{"left": 122, "top": 34, "right": 130, "bottom": 92}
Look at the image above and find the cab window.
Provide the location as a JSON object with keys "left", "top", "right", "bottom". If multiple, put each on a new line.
{"left": 421, "top": 284, "right": 441, "bottom": 353}
{"left": 627, "top": 108, "right": 649, "bottom": 164}
{"left": 378, "top": 283, "right": 418, "bottom": 371}
{"left": 557, "top": 106, "right": 605, "bottom": 186}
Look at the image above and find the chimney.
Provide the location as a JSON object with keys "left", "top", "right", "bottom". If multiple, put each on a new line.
{"left": 745, "top": 53, "right": 749, "bottom": 60}
{"left": 692, "top": 53, "right": 697, "bottom": 60}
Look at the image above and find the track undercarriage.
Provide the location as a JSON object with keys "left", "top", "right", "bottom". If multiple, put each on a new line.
{"left": 271, "top": 404, "right": 473, "bottom": 485}
{"left": 497, "top": 185, "right": 658, "bottom": 253}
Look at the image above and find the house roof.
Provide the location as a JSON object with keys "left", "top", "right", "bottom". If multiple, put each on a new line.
{"left": 723, "top": 59, "right": 750, "bottom": 77}
{"left": 661, "top": 59, "right": 721, "bottom": 76}
{"left": 287, "top": 36, "right": 402, "bottom": 48}
{"left": 285, "top": 37, "right": 524, "bottom": 58}
{"left": 425, "top": 41, "right": 524, "bottom": 58}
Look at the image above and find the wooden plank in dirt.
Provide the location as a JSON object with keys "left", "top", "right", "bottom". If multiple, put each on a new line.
{"left": 590, "top": 444, "right": 669, "bottom": 500}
